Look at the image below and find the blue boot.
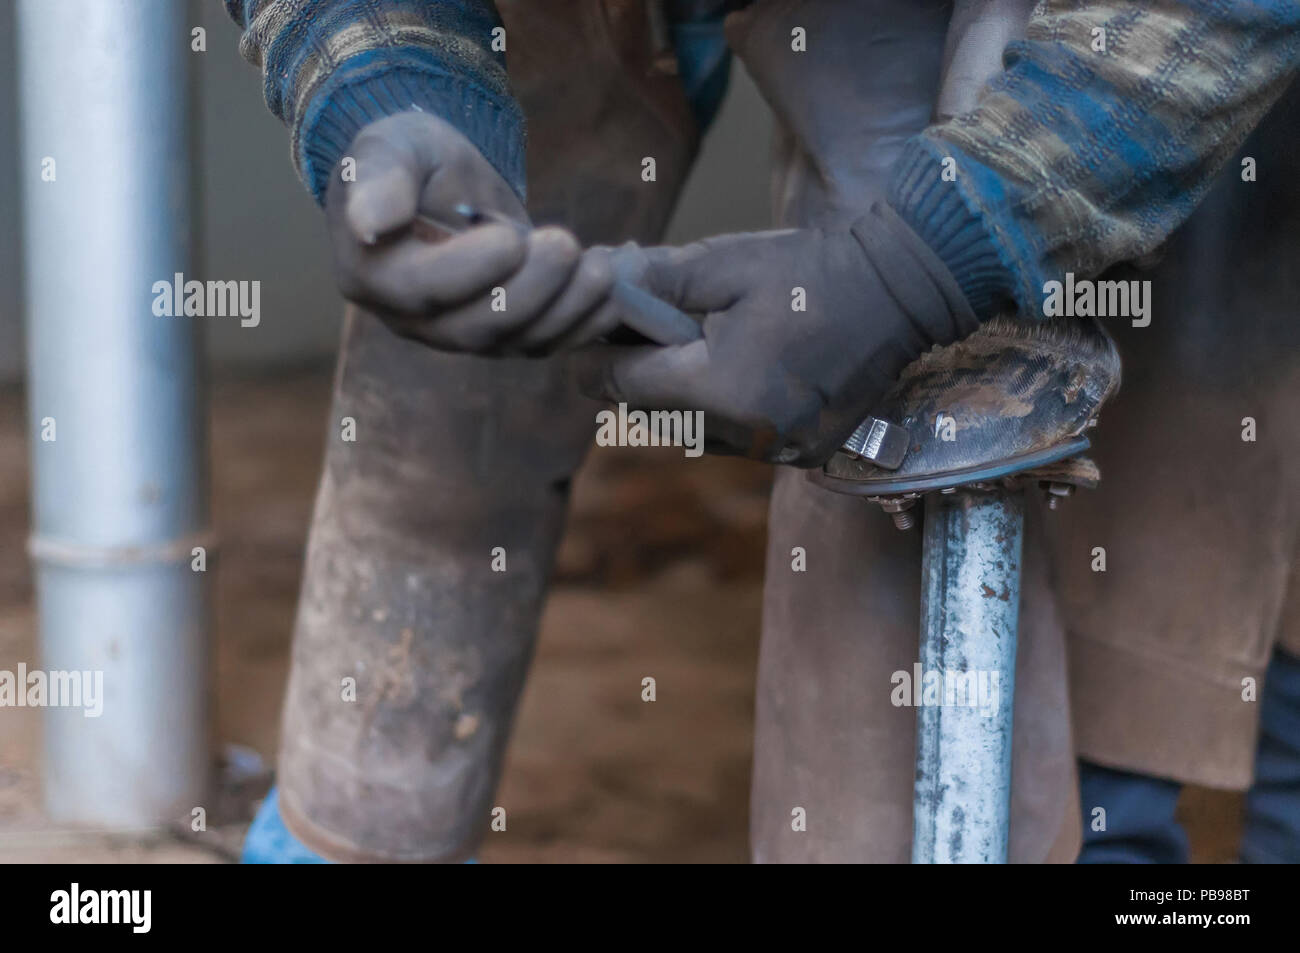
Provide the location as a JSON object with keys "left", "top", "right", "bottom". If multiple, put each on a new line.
{"left": 241, "top": 786, "right": 332, "bottom": 864}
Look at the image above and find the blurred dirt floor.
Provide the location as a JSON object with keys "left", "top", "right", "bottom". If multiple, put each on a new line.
{"left": 0, "top": 371, "right": 1242, "bottom": 863}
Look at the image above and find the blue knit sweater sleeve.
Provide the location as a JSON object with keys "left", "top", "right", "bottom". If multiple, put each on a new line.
{"left": 224, "top": 0, "right": 524, "bottom": 204}
{"left": 888, "top": 0, "right": 1300, "bottom": 319}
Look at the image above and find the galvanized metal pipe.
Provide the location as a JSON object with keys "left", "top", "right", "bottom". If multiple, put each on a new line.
{"left": 17, "top": 0, "right": 210, "bottom": 826}
{"left": 912, "top": 490, "right": 1024, "bottom": 863}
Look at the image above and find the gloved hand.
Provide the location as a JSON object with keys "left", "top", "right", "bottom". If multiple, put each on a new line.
{"left": 325, "top": 111, "right": 618, "bottom": 354}
{"left": 575, "top": 202, "right": 979, "bottom": 466}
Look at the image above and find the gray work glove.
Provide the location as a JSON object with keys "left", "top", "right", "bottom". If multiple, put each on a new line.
{"left": 325, "top": 112, "right": 618, "bottom": 353}
{"left": 576, "top": 202, "right": 979, "bottom": 466}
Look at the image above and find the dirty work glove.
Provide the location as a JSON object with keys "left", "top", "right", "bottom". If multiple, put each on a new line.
{"left": 576, "top": 202, "right": 979, "bottom": 466}
{"left": 326, "top": 112, "right": 617, "bottom": 353}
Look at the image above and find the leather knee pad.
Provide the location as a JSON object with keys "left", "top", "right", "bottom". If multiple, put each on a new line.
{"left": 277, "top": 309, "right": 599, "bottom": 862}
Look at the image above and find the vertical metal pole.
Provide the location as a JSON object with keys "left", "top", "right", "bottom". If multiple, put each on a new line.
{"left": 17, "top": 0, "right": 210, "bottom": 826}
{"left": 912, "top": 490, "right": 1023, "bottom": 863}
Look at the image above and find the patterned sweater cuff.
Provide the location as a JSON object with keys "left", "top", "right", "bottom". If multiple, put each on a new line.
{"left": 296, "top": 52, "right": 525, "bottom": 205}
{"left": 887, "top": 137, "right": 1026, "bottom": 321}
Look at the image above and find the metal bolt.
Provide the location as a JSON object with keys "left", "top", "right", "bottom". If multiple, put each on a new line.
{"left": 1043, "top": 482, "right": 1074, "bottom": 510}
{"left": 880, "top": 498, "right": 917, "bottom": 531}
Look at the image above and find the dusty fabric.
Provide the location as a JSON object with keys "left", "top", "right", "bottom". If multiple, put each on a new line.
{"left": 498, "top": 0, "right": 701, "bottom": 244}
{"left": 755, "top": 472, "right": 1080, "bottom": 862}
{"left": 277, "top": 310, "right": 601, "bottom": 861}
{"left": 1046, "top": 84, "right": 1300, "bottom": 791}
{"left": 735, "top": 0, "right": 1079, "bottom": 863}
{"left": 750, "top": 0, "right": 1300, "bottom": 855}
{"left": 274, "top": 0, "right": 1299, "bottom": 861}
{"left": 276, "top": 1, "right": 695, "bottom": 861}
